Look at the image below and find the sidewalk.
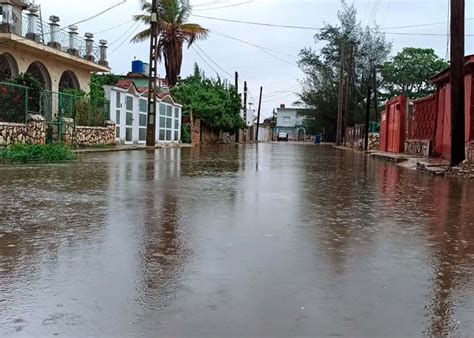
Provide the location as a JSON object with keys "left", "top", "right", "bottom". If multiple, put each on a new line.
{"left": 74, "top": 143, "right": 194, "bottom": 154}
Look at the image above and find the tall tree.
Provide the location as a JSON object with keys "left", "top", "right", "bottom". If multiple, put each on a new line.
{"left": 297, "top": 0, "right": 391, "bottom": 140}
{"left": 132, "top": 0, "right": 208, "bottom": 87}
{"left": 381, "top": 48, "right": 449, "bottom": 99}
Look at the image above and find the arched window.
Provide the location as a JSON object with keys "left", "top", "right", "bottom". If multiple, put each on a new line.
{"left": 59, "top": 70, "right": 80, "bottom": 91}
{"left": 26, "top": 61, "right": 52, "bottom": 91}
{"left": 0, "top": 53, "right": 19, "bottom": 81}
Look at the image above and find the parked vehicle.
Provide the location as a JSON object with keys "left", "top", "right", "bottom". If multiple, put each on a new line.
{"left": 277, "top": 132, "right": 289, "bottom": 142}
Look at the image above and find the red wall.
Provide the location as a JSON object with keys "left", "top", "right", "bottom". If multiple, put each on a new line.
{"left": 410, "top": 95, "right": 437, "bottom": 140}
{"left": 379, "top": 96, "right": 406, "bottom": 153}
{"left": 434, "top": 76, "right": 474, "bottom": 159}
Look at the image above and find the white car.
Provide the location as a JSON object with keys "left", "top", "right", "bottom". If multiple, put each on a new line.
{"left": 277, "top": 132, "right": 289, "bottom": 142}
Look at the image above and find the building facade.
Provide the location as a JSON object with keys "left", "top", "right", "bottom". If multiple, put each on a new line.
{"left": 105, "top": 80, "right": 182, "bottom": 145}
{"left": 274, "top": 105, "right": 306, "bottom": 141}
{"left": 0, "top": 0, "right": 110, "bottom": 94}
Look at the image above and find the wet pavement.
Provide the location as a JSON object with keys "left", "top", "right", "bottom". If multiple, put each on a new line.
{"left": 1, "top": 144, "right": 474, "bottom": 337}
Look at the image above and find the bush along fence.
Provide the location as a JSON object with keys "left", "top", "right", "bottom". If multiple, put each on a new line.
{"left": 0, "top": 82, "right": 115, "bottom": 148}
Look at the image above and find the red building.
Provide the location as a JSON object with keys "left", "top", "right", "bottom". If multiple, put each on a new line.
{"left": 380, "top": 55, "right": 474, "bottom": 162}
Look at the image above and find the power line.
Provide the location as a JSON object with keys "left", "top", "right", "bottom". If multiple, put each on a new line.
{"left": 93, "top": 19, "right": 134, "bottom": 35}
{"left": 383, "top": 18, "right": 474, "bottom": 30}
{"left": 210, "top": 31, "right": 296, "bottom": 65}
{"left": 194, "top": 0, "right": 254, "bottom": 11}
{"left": 109, "top": 22, "right": 143, "bottom": 55}
{"left": 194, "top": 43, "right": 232, "bottom": 76}
{"left": 66, "top": 0, "right": 127, "bottom": 27}
{"left": 212, "top": 30, "right": 298, "bottom": 58}
{"left": 191, "top": 45, "right": 224, "bottom": 78}
{"left": 192, "top": 14, "right": 322, "bottom": 30}
{"left": 109, "top": 21, "right": 140, "bottom": 47}
{"left": 193, "top": 13, "right": 474, "bottom": 34}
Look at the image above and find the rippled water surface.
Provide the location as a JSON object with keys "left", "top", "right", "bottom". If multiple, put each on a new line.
{"left": 1, "top": 144, "right": 474, "bottom": 337}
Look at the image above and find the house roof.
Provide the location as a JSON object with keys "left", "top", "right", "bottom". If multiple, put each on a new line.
{"left": 112, "top": 80, "right": 182, "bottom": 107}
{"left": 125, "top": 73, "right": 169, "bottom": 86}
{"left": 431, "top": 54, "right": 474, "bottom": 84}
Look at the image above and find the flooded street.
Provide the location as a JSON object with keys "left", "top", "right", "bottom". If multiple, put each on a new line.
{"left": 1, "top": 144, "right": 474, "bottom": 337}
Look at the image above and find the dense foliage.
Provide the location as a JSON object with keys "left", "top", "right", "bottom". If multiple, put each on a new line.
{"left": 297, "top": 0, "right": 391, "bottom": 140}
{"left": 10, "top": 73, "right": 43, "bottom": 113}
{"left": 381, "top": 48, "right": 449, "bottom": 99}
{"left": 0, "top": 144, "right": 76, "bottom": 163}
{"left": 171, "top": 65, "right": 245, "bottom": 132}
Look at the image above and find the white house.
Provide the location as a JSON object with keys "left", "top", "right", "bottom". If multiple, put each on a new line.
{"left": 275, "top": 104, "right": 306, "bottom": 141}
{"left": 104, "top": 80, "right": 182, "bottom": 145}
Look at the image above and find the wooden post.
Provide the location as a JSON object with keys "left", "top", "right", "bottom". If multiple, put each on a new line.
{"left": 146, "top": 0, "right": 159, "bottom": 148}
{"left": 450, "top": 0, "right": 465, "bottom": 166}
{"left": 336, "top": 45, "right": 345, "bottom": 146}
{"left": 365, "top": 86, "right": 372, "bottom": 151}
{"left": 256, "top": 86, "right": 263, "bottom": 142}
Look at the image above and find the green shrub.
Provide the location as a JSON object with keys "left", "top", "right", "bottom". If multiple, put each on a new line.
{"left": 0, "top": 144, "right": 76, "bottom": 163}
{"left": 181, "top": 124, "right": 192, "bottom": 143}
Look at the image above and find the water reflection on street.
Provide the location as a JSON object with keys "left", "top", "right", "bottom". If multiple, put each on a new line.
{"left": 1, "top": 144, "right": 474, "bottom": 336}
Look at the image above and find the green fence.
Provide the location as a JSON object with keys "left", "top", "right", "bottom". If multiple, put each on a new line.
{"left": 40, "top": 91, "right": 109, "bottom": 127}
{"left": 0, "top": 82, "right": 29, "bottom": 123}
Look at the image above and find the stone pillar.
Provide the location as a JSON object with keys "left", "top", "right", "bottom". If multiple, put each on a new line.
{"left": 53, "top": 117, "right": 74, "bottom": 146}
{"left": 105, "top": 120, "right": 116, "bottom": 145}
{"left": 0, "top": 3, "right": 13, "bottom": 33}
{"left": 26, "top": 4, "right": 40, "bottom": 42}
{"left": 99, "top": 39, "right": 108, "bottom": 67}
{"left": 67, "top": 25, "right": 79, "bottom": 56}
{"left": 192, "top": 118, "right": 201, "bottom": 145}
{"left": 84, "top": 33, "right": 95, "bottom": 62}
{"left": 47, "top": 16, "right": 61, "bottom": 49}
{"left": 26, "top": 114, "right": 46, "bottom": 145}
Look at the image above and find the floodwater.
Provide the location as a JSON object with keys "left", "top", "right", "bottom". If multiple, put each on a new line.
{"left": 1, "top": 144, "right": 474, "bottom": 337}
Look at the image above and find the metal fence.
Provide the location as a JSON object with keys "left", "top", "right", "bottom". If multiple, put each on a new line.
{"left": 1, "top": 82, "right": 108, "bottom": 127}
{"left": 40, "top": 90, "right": 109, "bottom": 126}
{"left": 0, "top": 82, "right": 29, "bottom": 123}
{"left": 21, "top": 13, "right": 102, "bottom": 61}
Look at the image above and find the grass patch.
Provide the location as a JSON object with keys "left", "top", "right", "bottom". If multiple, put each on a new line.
{"left": 0, "top": 144, "right": 77, "bottom": 163}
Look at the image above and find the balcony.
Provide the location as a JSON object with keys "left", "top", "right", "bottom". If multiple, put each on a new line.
{"left": 0, "top": 3, "right": 109, "bottom": 72}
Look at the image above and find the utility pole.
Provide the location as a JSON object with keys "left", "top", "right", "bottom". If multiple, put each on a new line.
{"left": 372, "top": 66, "right": 378, "bottom": 121}
{"left": 336, "top": 45, "right": 345, "bottom": 146}
{"left": 450, "top": 0, "right": 465, "bottom": 166}
{"left": 256, "top": 86, "right": 263, "bottom": 142}
{"left": 235, "top": 71, "right": 239, "bottom": 93}
{"left": 243, "top": 81, "right": 248, "bottom": 142}
{"left": 365, "top": 86, "right": 372, "bottom": 152}
{"left": 235, "top": 71, "right": 240, "bottom": 143}
{"left": 343, "top": 45, "right": 354, "bottom": 142}
{"left": 146, "top": 0, "right": 159, "bottom": 148}
{"left": 336, "top": 44, "right": 353, "bottom": 145}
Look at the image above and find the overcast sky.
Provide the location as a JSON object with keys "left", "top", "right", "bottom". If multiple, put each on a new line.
{"left": 37, "top": 0, "right": 474, "bottom": 118}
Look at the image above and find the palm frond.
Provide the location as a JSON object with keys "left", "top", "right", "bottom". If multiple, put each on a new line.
{"left": 131, "top": 28, "right": 152, "bottom": 43}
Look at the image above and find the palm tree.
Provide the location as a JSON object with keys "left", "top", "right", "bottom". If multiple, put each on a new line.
{"left": 132, "top": 0, "right": 208, "bottom": 87}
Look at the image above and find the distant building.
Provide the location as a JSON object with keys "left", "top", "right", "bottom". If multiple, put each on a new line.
{"left": 274, "top": 104, "right": 307, "bottom": 141}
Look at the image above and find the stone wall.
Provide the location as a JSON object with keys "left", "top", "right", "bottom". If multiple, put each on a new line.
{"left": 466, "top": 143, "right": 474, "bottom": 163}
{"left": 0, "top": 114, "right": 46, "bottom": 147}
{"left": 344, "top": 130, "right": 379, "bottom": 151}
{"left": 192, "top": 118, "right": 201, "bottom": 145}
{"left": 405, "top": 139, "right": 431, "bottom": 157}
{"left": 1, "top": 115, "right": 115, "bottom": 148}
{"left": 51, "top": 118, "right": 115, "bottom": 147}
{"left": 75, "top": 121, "right": 115, "bottom": 147}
